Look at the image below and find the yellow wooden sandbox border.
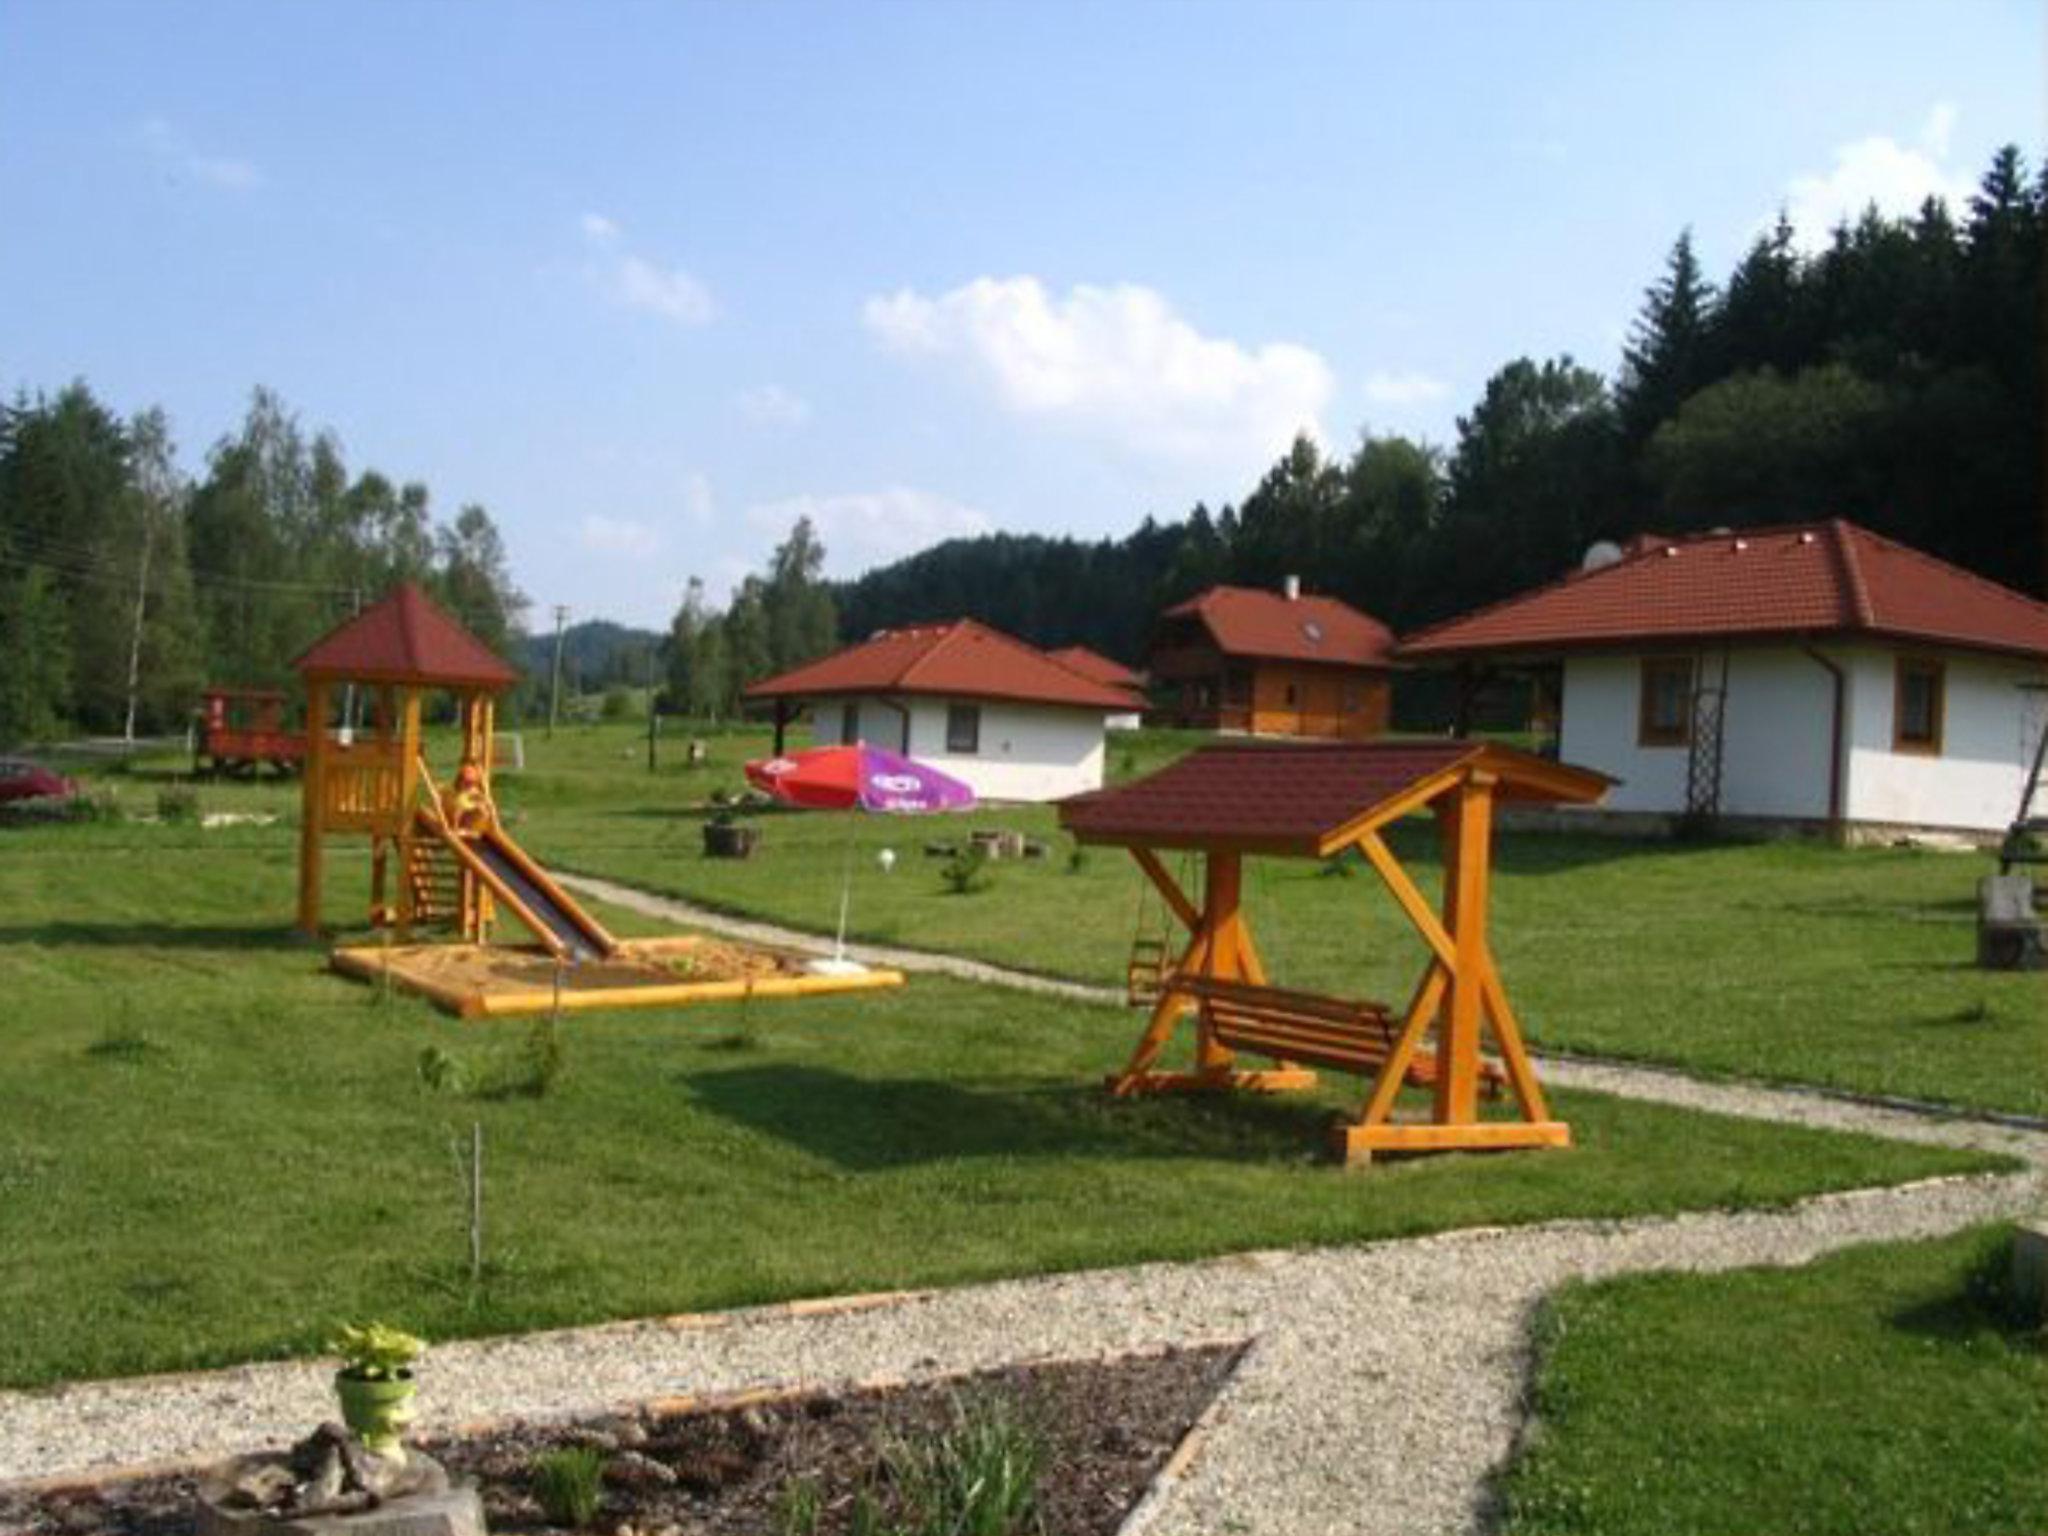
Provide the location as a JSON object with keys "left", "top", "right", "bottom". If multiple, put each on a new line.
{"left": 330, "top": 937, "right": 905, "bottom": 1020}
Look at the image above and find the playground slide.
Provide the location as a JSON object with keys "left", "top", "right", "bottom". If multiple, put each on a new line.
{"left": 416, "top": 811, "right": 617, "bottom": 961}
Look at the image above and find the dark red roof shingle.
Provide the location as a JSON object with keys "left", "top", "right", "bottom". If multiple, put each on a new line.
{"left": 1059, "top": 739, "right": 1611, "bottom": 854}
{"left": 294, "top": 583, "right": 522, "bottom": 689}
{"left": 1398, "top": 520, "right": 2048, "bottom": 660}
{"left": 744, "top": 620, "right": 1137, "bottom": 710}
{"left": 1163, "top": 585, "right": 1397, "bottom": 667}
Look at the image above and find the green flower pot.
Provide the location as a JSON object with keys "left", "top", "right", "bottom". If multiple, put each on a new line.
{"left": 334, "top": 1369, "right": 417, "bottom": 1462}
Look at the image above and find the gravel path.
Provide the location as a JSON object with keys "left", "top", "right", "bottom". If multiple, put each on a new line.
{"left": 5, "top": 874, "right": 2040, "bottom": 1530}
{"left": 3, "top": 1167, "right": 2038, "bottom": 1532}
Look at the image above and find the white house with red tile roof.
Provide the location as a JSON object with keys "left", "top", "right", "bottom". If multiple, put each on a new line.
{"left": 744, "top": 620, "right": 1136, "bottom": 801}
{"left": 1398, "top": 520, "right": 2048, "bottom": 837}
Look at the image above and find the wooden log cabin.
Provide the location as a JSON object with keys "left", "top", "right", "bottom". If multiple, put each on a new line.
{"left": 1146, "top": 579, "right": 1397, "bottom": 740}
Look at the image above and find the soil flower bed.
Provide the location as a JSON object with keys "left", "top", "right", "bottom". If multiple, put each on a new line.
{"left": 3, "top": 1345, "right": 1240, "bottom": 1536}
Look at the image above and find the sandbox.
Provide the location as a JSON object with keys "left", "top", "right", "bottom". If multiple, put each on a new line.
{"left": 329, "top": 934, "right": 904, "bottom": 1019}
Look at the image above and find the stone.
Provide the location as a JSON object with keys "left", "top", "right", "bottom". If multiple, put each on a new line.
{"left": 198, "top": 1448, "right": 482, "bottom": 1536}
{"left": 196, "top": 1482, "right": 484, "bottom": 1536}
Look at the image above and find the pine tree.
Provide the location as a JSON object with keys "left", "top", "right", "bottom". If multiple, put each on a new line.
{"left": 1620, "top": 229, "right": 1719, "bottom": 444}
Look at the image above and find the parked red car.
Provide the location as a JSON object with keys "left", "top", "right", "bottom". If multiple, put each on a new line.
{"left": 0, "top": 757, "right": 77, "bottom": 804}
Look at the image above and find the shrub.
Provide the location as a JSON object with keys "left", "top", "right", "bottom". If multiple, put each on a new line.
{"left": 600, "top": 686, "right": 634, "bottom": 720}
{"left": 883, "top": 1390, "right": 1047, "bottom": 1536}
{"left": 417, "top": 1045, "right": 469, "bottom": 1095}
{"left": 531, "top": 1445, "right": 607, "bottom": 1528}
{"left": 155, "top": 786, "right": 200, "bottom": 824}
{"left": 939, "top": 844, "right": 994, "bottom": 896}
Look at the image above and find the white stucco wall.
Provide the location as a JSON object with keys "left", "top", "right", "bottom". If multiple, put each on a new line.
{"left": 807, "top": 695, "right": 1108, "bottom": 802}
{"left": 1557, "top": 654, "right": 1692, "bottom": 813}
{"left": 1557, "top": 643, "right": 2045, "bottom": 830}
{"left": 1840, "top": 645, "right": 2045, "bottom": 832}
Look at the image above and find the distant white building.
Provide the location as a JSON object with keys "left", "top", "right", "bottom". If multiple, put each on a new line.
{"left": 1399, "top": 520, "right": 2048, "bottom": 839}
{"left": 744, "top": 620, "right": 1139, "bottom": 803}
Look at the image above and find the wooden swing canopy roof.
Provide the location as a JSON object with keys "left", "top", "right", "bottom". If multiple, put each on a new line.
{"left": 294, "top": 583, "right": 522, "bottom": 690}
{"left": 1059, "top": 740, "right": 1612, "bottom": 858}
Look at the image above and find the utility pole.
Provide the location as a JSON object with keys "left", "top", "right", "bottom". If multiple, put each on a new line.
{"left": 547, "top": 604, "right": 569, "bottom": 738}
{"left": 340, "top": 587, "right": 362, "bottom": 738}
{"left": 121, "top": 509, "right": 155, "bottom": 746}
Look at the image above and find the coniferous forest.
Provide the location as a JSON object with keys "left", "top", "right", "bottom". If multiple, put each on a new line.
{"left": 3, "top": 144, "right": 2041, "bottom": 743}
{"left": 836, "top": 145, "right": 2047, "bottom": 662}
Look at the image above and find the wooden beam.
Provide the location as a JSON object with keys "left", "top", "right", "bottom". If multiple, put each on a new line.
{"left": 1314, "top": 763, "right": 1470, "bottom": 857}
{"left": 1433, "top": 775, "right": 1494, "bottom": 1124}
{"left": 1194, "top": 851, "right": 1245, "bottom": 1073}
{"left": 1354, "top": 961, "right": 1446, "bottom": 1128}
{"left": 1479, "top": 951, "right": 1552, "bottom": 1123}
{"left": 1130, "top": 846, "right": 1201, "bottom": 932}
{"left": 1354, "top": 830, "right": 1457, "bottom": 969}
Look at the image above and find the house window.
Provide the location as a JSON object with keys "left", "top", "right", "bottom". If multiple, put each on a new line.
{"left": 1893, "top": 658, "right": 1944, "bottom": 754}
{"left": 1283, "top": 682, "right": 1299, "bottom": 707}
{"left": 1638, "top": 657, "right": 1693, "bottom": 747}
{"left": 1341, "top": 684, "right": 1361, "bottom": 713}
{"left": 840, "top": 703, "right": 861, "bottom": 745}
{"left": 945, "top": 703, "right": 981, "bottom": 754}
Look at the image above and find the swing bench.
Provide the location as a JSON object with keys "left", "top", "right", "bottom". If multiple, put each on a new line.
{"left": 1060, "top": 739, "right": 1611, "bottom": 1163}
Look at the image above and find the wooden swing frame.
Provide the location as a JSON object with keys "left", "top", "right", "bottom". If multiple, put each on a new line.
{"left": 1061, "top": 742, "right": 1611, "bottom": 1164}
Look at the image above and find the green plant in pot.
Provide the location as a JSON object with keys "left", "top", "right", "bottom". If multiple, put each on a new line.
{"left": 330, "top": 1321, "right": 426, "bottom": 1462}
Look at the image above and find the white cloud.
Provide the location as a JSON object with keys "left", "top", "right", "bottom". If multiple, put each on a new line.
{"left": 579, "top": 216, "right": 714, "bottom": 327}
{"left": 1361, "top": 370, "right": 1450, "bottom": 407}
{"left": 736, "top": 384, "right": 812, "bottom": 427}
{"left": 578, "top": 513, "right": 661, "bottom": 558}
{"left": 862, "top": 276, "right": 1332, "bottom": 471}
{"left": 1776, "top": 103, "right": 1974, "bottom": 252}
{"left": 140, "top": 117, "right": 260, "bottom": 190}
{"left": 744, "top": 487, "right": 995, "bottom": 578}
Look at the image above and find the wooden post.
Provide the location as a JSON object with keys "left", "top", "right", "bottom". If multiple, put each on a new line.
{"left": 297, "top": 677, "right": 328, "bottom": 934}
{"left": 396, "top": 687, "right": 423, "bottom": 941}
{"left": 1195, "top": 851, "right": 1243, "bottom": 1072}
{"left": 1434, "top": 773, "right": 1495, "bottom": 1125}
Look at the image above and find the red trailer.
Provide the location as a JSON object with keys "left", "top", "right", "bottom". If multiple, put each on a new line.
{"left": 196, "top": 687, "right": 306, "bottom": 775}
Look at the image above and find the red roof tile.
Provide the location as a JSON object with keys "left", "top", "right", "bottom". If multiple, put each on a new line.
{"left": 1398, "top": 520, "right": 2048, "bottom": 661}
{"left": 1048, "top": 645, "right": 1146, "bottom": 692}
{"left": 1059, "top": 739, "right": 1611, "bottom": 855}
{"left": 294, "top": 583, "right": 523, "bottom": 689}
{"left": 1163, "top": 585, "right": 1397, "bottom": 667}
{"left": 743, "top": 619, "right": 1138, "bottom": 710}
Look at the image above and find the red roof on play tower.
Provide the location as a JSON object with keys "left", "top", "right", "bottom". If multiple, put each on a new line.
{"left": 294, "top": 582, "right": 523, "bottom": 689}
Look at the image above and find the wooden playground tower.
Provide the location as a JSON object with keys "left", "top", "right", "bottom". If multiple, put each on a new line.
{"left": 292, "top": 582, "right": 605, "bottom": 955}
{"left": 294, "top": 584, "right": 904, "bottom": 1018}
{"left": 1060, "top": 740, "right": 1611, "bottom": 1163}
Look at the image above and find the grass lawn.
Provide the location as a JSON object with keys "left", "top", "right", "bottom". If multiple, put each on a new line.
{"left": 1496, "top": 1225, "right": 2048, "bottom": 1535}
{"left": 0, "top": 817, "right": 2005, "bottom": 1389}
{"left": 425, "top": 722, "right": 2046, "bottom": 1118}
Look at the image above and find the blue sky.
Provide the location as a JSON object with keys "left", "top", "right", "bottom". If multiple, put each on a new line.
{"left": 1, "top": 0, "right": 2039, "bottom": 629}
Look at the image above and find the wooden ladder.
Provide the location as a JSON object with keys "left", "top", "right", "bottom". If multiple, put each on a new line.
{"left": 405, "top": 835, "right": 464, "bottom": 927}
